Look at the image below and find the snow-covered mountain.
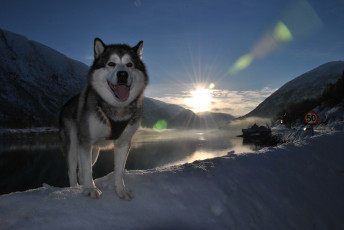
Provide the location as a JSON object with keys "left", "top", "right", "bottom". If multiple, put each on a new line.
{"left": 0, "top": 28, "right": 88, "bottom": 128}
{"left": 0, "top": 29, "right": 234, "bottom": 129}
{"left": 244, "top": 61, "right": 344, "bottom": 118}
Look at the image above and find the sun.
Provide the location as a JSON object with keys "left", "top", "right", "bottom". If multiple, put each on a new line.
{"left": 185, "top": 87, "right": 213, "bottom": 113}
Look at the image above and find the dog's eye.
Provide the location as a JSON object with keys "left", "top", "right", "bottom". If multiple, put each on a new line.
{"left": 108, "top": 62, "right": 116, "bottom": 67}
{"left": 126, "top": 63, "right": 133, "bottom": 68}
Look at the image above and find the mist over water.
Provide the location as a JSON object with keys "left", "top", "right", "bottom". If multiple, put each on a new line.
{"left": 0, "top": 128, "right": 261, "bottom": 194}
{"left": 127, "top": 128, "right": 255, "bottom": 169}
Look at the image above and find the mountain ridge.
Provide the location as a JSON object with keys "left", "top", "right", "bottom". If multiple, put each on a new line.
{"left": 243, "top": 60, "right": 344, "bottom": 118}
{"left": 0, "top": 28, "right": 89, "bottom": 128}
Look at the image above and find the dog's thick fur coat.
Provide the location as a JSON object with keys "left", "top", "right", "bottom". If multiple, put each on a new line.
{"left": 59, "top": 38, "right": 148, "bottom": 200}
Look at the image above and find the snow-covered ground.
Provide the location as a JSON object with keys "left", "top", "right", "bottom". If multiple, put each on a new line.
{"left": 272, "top": 103, "right": 344, "bottom": 142}
{"left": 1, "top": 118, "right": 344, "bottom": 229}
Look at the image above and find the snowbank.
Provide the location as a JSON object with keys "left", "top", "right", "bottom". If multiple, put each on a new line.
{"left": 0, "top": 130, "right": 344, "bottom": 230}
{"left": 272, "top": 104, "right": 344, "bottom": 143}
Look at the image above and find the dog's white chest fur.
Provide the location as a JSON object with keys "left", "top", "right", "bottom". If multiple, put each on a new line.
{"left": 88, "top": 113, "right": 111, "bottom": 141}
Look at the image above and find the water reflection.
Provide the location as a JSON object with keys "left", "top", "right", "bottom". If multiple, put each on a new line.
{"left": 128, "top": 129, "right": 256, "bottom": 169}
{"left": 0, "top": 129, "right": 260, "bottom": 194}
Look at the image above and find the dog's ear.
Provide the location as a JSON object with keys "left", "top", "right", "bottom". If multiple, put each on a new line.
{"left": 133, "top": 40, "right": 143, "bottom": 60}
{"left": 94, "top": 38, "right": 105, "bottom": 59}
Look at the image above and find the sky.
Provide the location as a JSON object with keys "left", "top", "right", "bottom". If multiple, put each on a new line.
{"left": 0, "top": 0, "right": 343, "bottom": 116}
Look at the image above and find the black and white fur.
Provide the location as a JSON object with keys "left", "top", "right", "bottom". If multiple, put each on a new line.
{"left": 59, "top": 38, "right": 148, "bottom": 200}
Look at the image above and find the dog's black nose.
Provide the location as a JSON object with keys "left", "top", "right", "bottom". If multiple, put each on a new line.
{"left": 117, "top": 71, "right": 128, "bottom": 84}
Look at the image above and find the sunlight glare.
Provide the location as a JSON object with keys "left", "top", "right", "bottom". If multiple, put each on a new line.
{"left": 185, "top": 87, "right": 213, "bottom": 113}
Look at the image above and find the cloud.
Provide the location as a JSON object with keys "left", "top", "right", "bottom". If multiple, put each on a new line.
{"left": 148, "top": 86, "right": 277, "bottom": 117}
{"left": 199, "top": 87, "right": 276, "bottom": 116}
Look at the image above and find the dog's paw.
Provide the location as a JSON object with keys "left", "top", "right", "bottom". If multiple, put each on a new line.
{"left": 115, "top": 186, "right": 132, "bottom": 201}
{"left": 83, "top": 187, "right": 102, "bottom": 199}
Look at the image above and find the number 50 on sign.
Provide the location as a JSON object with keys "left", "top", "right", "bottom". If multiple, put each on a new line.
{"left": 304, "top": 111, "right": 319, "bottom": 125}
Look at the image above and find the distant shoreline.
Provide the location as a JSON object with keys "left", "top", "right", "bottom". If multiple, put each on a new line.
{"left": 0, "top": 127, "right": 58, "bottom": 135}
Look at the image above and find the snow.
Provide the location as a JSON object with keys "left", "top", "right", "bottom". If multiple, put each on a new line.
{"left": 1, "top": 122, "right": 344, "bottom": 229}
{"left": 272, "top": 102, "right": 344, "bottom": 142}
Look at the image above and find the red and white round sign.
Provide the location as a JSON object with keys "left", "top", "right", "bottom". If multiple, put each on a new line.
{"left": 304, "top": 111, "right": 319, "bottom": 125}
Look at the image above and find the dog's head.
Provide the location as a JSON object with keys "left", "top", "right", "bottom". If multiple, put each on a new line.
{"left": 89, "top": 38, "right": 148, "bottom": 106}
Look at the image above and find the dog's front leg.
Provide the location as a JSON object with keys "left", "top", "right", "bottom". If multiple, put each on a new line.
{"left": 79, "top": 144, "right": 102, "bottom": 199}
{"left": 113, "top": 142, "right": 132, "bottom": 200}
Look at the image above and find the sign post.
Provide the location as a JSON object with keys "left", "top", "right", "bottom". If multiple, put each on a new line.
{"left": 304, "top": 110, "right": 319, "bottom": 136}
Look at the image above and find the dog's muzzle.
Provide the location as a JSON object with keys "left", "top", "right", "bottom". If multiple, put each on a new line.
{"left": 107, "top": 71, "right": 131, "bottom": 101}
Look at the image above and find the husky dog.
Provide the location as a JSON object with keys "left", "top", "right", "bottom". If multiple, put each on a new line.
{"left": 59, "top": 38, "right": 148, "bottom": 200}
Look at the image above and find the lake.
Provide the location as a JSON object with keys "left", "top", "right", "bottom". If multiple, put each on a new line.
{"left": 0, "top": 128, "right": 261, "bottom": 195}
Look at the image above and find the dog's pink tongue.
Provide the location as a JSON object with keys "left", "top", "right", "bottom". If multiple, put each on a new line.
{"left": 114, "top": 85, "right": 130, "bottom": 101}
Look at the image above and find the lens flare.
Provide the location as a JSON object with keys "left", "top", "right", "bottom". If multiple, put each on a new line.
{"left": 229, "top": 54, "right": 253, "bottom": 75}
{"left": 274, "top": 21, "right": 293, "bottom": 42}
{"left": 281, "top": 0, "right": 323, "bottom": 40}
{"left": 229, "top": 21, "right": 292, "bottom": 75}
{"left": 228, "top": 1, "right": 322, "bottom": 76}
{"left": 153, "top": 120, "right": 168, "bottom": 130}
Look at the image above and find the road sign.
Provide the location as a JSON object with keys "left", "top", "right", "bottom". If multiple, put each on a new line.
{"left": 304, "top": 111, "right": 319, "bottom": 125}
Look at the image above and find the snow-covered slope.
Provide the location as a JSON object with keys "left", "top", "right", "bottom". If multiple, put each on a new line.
{"left": 0, "top": 128, "right": 343, "bottom": 229}
{"left": 0, "top": 28, "right": 89, "bottom": 128}
{"left": 245, "top": 61, "right": 344, "bottom": 118}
